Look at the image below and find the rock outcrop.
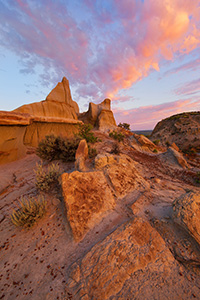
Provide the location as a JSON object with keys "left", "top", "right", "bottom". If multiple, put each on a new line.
{"left": 61, "top": 171, "right": 116, "bottom": 241}
{"left": 78, "top": 98, "right": 116, "bottom": 131}
{"left": 173, "top": 192, "right": 200, "bottom": 245}
{"left": 66, "top": 217, "right": 179, "bottom": 299}
{"left": 62, "top": 154, "right": 149, "bottom": 241}
{"left": 75, "top": 139, "right": 88, "bottom": 171}
{"left": 160, "top": 147, "right": 189, "bottom": 169}
{"left": 0, "top": 77, "right": 82, "bottom": 164}
{"left": 14, "top": 77, "right": 79, "bottom": 119}
{"left": 0, "top": 78, "right": 118, "bottom": 164}
{"left": 130, "top": 133, "right": 160, "bottom": 153}
{"left": 150, "top": 111, "right": 200, "bottom": 151}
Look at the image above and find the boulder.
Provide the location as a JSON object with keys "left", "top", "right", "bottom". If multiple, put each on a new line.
{"left": 66, "top": 217, "right": 178, "bottom": 299}
{"left": 131, "top": 133, "right": 159, "bottom": 153}
{"left": 172, "top": 192, "right": 200, "bottom": 244}
{"left": 61, "top": 171, "right": 115, "bottom": 241}
{"left": 94, "top": 153, "right": 116, "bottom": 169}
{"left": 160, "top": 147, "right": 189, "bottom": 169}
{"left": 75, "top": 139, "right": 88, "bottom": 171}
{"left": 78, "top": 98, "right": 116, "bottom": 131}
{"left": 103, "top": 155, "right": 149, "bottom": 198}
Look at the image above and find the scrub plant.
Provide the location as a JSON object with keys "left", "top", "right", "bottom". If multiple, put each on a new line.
{"left": 35, "top": 162, "right": 62, "bottom": 192}
{"left": 11, "top": 196, "right": 47, "bottom": 229}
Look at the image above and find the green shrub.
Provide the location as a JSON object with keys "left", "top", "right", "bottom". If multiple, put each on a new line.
{"left": 109, "top": 131, "right": 124, "bottom": 142}
{"left": 11, "top": 195, "right": 47, "bottom": 229}
{"left": 153, "top": 149, "right": 158, "bottom": 153}
{"left": 88, "top": 146, "right": 97, "bottom": 158}
{"left": 118, "top": 122, "right": 130, "bottom": 130}
{"left": 153, "top": 139, "right": 160, "bottom": 145}
{"left": 36, "top": 135, "right": 80, "bottom": 162}
{"left": 35, "top": 162, "right": 62, "bottom": 192}
{"left": 77, "top": 123, "right": 98, "bottom": 144}
{"left": 111, "top": 142, "right": 120, "bottom": 154}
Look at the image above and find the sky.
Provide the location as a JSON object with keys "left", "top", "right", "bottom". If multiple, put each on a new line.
{"left": 0, "top": 0, "right": 200, "bottom": 130}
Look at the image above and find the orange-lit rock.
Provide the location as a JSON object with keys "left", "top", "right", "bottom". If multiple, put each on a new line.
{"left": 78, "top": 98, "right": 116, "bottom": 131}
{"left": 75, "top": 139, "right": 88, "bottom": 171}
{"left": 173, "top": 192, "right": 200, "bottom": 245}
{"left": 61, "top": 171, "right": 115, "bottom": 241}
{"left": 67, "top": 217, "right": 178, "bottom": 299}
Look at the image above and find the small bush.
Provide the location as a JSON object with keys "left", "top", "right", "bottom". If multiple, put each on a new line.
{"left": 77, "top": 123, "right": 98, "bottom": 144}
{"left": 11, "top": 196, "right": 47, "bottom": 229}
{"left": 153, "top": 149, "right": 158, "bottom": 153}
{"left": 109, "top": 131, "right": 124, "bottom": 142}
{"left": 118, "top": 122, "right": 130, "bottom": 130}
{"left": 35, "top": 162, "right": 62, "bottom": 192}
{"left": 36, "top": 135, "right": 80, "bottom": 162}
{"left": 153, "top": 139, "right": 160, "bottom": 145}
{"left": 88, "top": 146, "right": 97, "bottom": 158}
{"left": 111, "top": 142, "right": 120, "bottom": 154}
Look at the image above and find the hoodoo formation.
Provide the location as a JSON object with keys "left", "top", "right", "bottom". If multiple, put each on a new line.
{"left": 0, "top": 77, "right": 116, "bottom": 164}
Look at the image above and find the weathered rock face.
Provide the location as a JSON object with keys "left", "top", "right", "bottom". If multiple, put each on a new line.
{"left": 173, "top": 192, "right": 200, "bottom": 244}
{"left": 78, "top": 98, "right": 116, "bottom": 131}
{"left": 160, "top": 147, "right": 189, "bottom": 169}
{"left": 14, "top": 77, "right": 79, "bottom": 119}
{"left": 150, "top": 111, "right": 200, "bottom": 151}
{"left": 62, "top": 154, "right": 149, "bottom": 241}
{"left": 61, "top": 171, "right": 115, "bottom": 241}
{"left": 66, "top": 217, "right": 177, "bottom": 299}
{"left": 75, "top": 139, "right": 88, "bottom": 171}
{"left": 130, "top": 133, "right": 159, "bottom": 153}
{"left": 0, "top": 77, "right": 82, "bottom": 164}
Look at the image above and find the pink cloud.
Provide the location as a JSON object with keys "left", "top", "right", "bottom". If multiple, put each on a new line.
{"left": 113, "top": 98, "right": 200, "bottom": 130}
{"left": 0, "top": 0, "right": 200, "bottom": 101}
{"left": 175, "top": 78, "right": 200, "bottom": 96}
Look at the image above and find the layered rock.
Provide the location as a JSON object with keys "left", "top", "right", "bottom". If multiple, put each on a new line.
{"left": 14, "top": 77, "right": 79, "bottom": 119}
{"left": 160, "top": 147, "right": 189, "bottom": 169}
{"left": 150, "top": 111, "right": 200, "bottom": 151}
{"left": 173, "top": 192, "right": 200, "bottom": 244}
{"left": 78, "top": 98, "right": 116, "bottom": 131}
{"left": 66, "top": 217, "right": 179, "bottom": 299}
{"left": 75, "top": 139, "right": 88, "bottom": 171}
{"left": 62, "top": 154, "right": 149, "bottom": 241}
{"left": 61, "top": 171, "right": 115, "bottom": 241}
{"left": 130, "top": 133, "right": 160, "bottom": 153}
{"left": 0, "top": 77, "right": 81, "bottom": 164}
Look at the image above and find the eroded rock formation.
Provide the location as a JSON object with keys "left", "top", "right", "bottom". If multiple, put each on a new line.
{"left": 150, "top": 111, "right": 200, "bottom": 151}
{"left": 173, "top": 192, "right": 200, "bottom": 244}
{"left": 78, "top": 98, "right": 116, "bottom": 131}
{"left": 0, "top": 77, "right": 117, "bottom": 164}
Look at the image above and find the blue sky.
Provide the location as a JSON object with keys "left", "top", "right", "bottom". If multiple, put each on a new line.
{"left": 0, "top": 0, "right": 200, "bottom": 129}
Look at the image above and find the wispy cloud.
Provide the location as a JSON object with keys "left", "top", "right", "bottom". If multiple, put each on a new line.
{"left": 0, "top": 0, "right": 200, "bottom": 101}
{"left": 114, "top": 98, "right": 200, "bottom": 130}
{"left": 174, "top": 78, "right": 200, "bottom": 96}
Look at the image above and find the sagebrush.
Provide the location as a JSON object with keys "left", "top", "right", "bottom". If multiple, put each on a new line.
{"left": 109, "top": 131, "right": 124, "bottom": 142}
{"left": 35, "top": 162, "right": 62, "bottom": 192}
{"left": 36, "top": 135, "right": 80, "bottom": 162}
{"left": 11, "top": 196, "right": 47, "bottom": 229}
{"left": 118, "top": 122, "right": 130, "bottom": 131}
{"left": 77, "top": 123, "right": 98, "bottom": 144}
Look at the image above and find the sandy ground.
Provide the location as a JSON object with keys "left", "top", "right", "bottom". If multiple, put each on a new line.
{"left": 0, "top": 137, "right": 200, "bottom": 299}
